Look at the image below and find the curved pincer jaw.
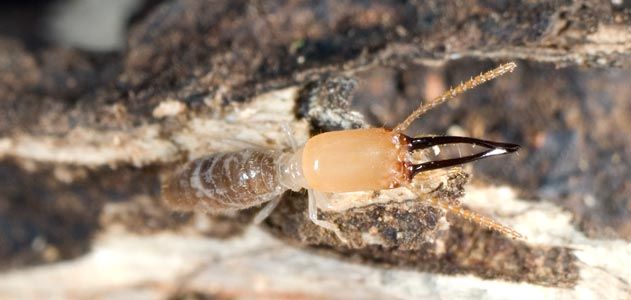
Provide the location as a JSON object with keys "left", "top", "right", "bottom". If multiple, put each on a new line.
{"left": 398, "top": 134, "right": 520, "bottom": 178}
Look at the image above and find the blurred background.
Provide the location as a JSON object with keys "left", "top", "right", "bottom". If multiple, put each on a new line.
{"left": 0, "top": 0, "right": 162, "bottom": 51}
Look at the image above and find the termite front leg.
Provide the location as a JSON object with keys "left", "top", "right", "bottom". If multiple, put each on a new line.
{"left": 308, "top": 189, "right": 348, "bottom": 243}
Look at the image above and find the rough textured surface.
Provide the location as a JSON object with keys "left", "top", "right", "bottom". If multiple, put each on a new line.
{"left": 0, "top": 187, "right": 628, "bottom": 299}
{"left": 1, "top": 0, "right": 631, "bottom": 298}
{"left": 265, "top": 188, "right": 578, "bottom": 288}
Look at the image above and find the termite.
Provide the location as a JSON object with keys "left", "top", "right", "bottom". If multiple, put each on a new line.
{"left": 162, "top": 62, "right": 523, "bottom": 242}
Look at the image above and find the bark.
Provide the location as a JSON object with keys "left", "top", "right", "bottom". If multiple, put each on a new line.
{"left": 1, "top": 0, "right": 631, "bottom": 299}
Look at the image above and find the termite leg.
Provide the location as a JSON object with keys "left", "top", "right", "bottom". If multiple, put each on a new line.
{"left": 252, "top": 123, "right": 299, "bottom": 224}
{"left": 308, "top": 189, "right": 348, "bottom": 243}
{"left": 253, "top": 196, "right": 282, "bottom": 224}
{"left": 280, "top": 122, "right": 299, "bottom": 150}
{"left": 404, "top": 183, "right": 524, "bottom": 240}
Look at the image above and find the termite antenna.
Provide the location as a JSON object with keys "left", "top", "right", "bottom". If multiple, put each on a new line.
{"left": 394, "top": 62, "right": 517, "bottom": 133}
{"left": 404, "top": 183, "right": 525, "bottom": 240}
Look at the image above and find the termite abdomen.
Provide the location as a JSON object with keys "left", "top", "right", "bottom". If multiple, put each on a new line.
{"left": 162, "top": 150, "right": 286, "bottom": 213}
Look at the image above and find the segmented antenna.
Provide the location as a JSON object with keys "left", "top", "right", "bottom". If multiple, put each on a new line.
{"left": 404, "top": 183, "right": 524, "bottom": 240}
{"left": 394, "top": 62, "right": 517, "bottom": 133}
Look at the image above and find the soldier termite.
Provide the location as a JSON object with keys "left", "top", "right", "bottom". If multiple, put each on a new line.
{"left": 162, "top": 62, "right": 523, "bottom": 242}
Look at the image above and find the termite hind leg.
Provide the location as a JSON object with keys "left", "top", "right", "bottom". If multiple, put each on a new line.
{"left": 405, "top": 183, "right": 524, "bottom": 240}
{"left": 253, "top": 196, "right": 283, "bottom": 224}
{"left": 308, "top": 189, "right": 348, "bottom": 243}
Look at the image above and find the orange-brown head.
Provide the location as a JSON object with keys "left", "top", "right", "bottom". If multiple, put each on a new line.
{"left": 301, "top": 128, "right": 407, "bottom": 193}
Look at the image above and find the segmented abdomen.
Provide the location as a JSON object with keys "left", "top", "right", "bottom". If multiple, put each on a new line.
{"left": 162, "top": 150, "right": 284, "bottom": 213}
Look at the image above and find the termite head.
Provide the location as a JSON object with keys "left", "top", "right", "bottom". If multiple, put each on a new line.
{"left": 395, "top": 133, "right": 520, "bottom": 180}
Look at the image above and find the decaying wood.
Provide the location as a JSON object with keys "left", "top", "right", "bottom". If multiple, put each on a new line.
{"left": 1, "top": 187, "right": 629, "bottom": 299}
{"left": 1, "top": 0, "right": 631, "bottom": 299}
